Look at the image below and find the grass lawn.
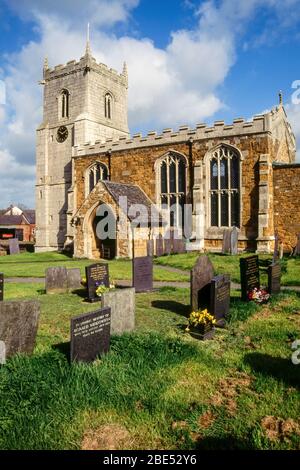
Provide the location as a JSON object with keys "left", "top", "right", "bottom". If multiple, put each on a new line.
{"left": 0, "top": 282, "right": 299, "bottom": 450}
{"left": 154, "top": 253, "right": 300, "bottom": 286}
{"left": 0, "top": 252, "right": 189, "bottom": 283}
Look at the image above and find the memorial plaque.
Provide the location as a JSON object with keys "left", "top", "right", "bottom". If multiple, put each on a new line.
{"left": 0, "top": 273, "right": 3, "bottom": 301}
{"left": 268, "top": 263, "right": 281, "bottom": 294}
{"left": 190, "top": 256, "right": 214, "bottom": 311}
{"left": 222, "top": 229, "right": 231, "bottom": 254}
{"left": 86, "top": 263, "right": 109, "bottom": 302}
{"left": 9, "top": 238, "right": 20, "bottom": 255}
{"left": 210, "top": 274, "right": 231, "bottom": 326}
{"left": 240, "top": 255, "right": 260, "bottom": 301}
{"left": 46, "top": 267, "right": 68, "bottom": 294}
{"left": 155, "top": 235, "right": 164, "bottom": 257}
{"left": 230, "top": 227, "right": 238, "bottom": 255}
{"left": 70, "top": 307, "right": 111, "bottom": 363}
{"left": 67, "top": 268, "right": 82, "bottom": 291}
{"left": 133, "top": 256, "right": 153, "bottom": 293}
{"left": 0, "top": 300, "right": 40, "bottom": 358}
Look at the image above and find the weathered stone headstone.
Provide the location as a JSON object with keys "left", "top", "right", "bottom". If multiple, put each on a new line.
{"left": 86, "top": 263, "right": 109, "bottom": 302}
{"left": 102, "top": 287, "right": 135, "bottom": 335}
{"left": 0, "top": 340, "right": 5, "bottom": 364}
{"left": 0, "top": 273, "right": 3, "bottom": 301}
{"left": 173, "top": 229, "right": 186, "bottom": 254}
{"left": 155, "top": 235, "right": 164, "bottom": 257}
{"left": 132, "top": 256, "right": 153, "bottom": 293}
{"left": 268, "top": 262, "right": 281, "bottom": 294}
{"left": 190, "top": 256, "right": 214, "bottom": 311}
{"left": 273, "top": 232, "right": 279, "bottom": 263}
{"left": 210, "top": 274, "right": 231, "bottom": 327}
{"left": 240, "top": 255, "right": 260, "bottom": 301}
{"left": 0, "top": 301, "right": 40, "bottom": 358}
{"left": 70, "top": 307, "right": 111, "bottom": 363}
{"left": 164, "top": 231, "right": 172, "bottom": 255}
{"left": 222, "top": 229, "right": 231, "bottom": 254}
{"left": 9, "top": 238, "right": 20, "bottom": 255}
{"left": 46, "top": 267, "right": 68, "bottom": 294}
{"left": 230, "top": 227, "right": 238, "bottom": 255}
{"left": 147, "top": 239, "right": 154, "bottom": 257}
{"left": 67, "top": 268, "right": 82, "bottom": 291}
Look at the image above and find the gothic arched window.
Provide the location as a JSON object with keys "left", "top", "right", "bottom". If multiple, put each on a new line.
{"left": 209, "top": 146, "right": 240, "bottom": 228}
{"left": 105, "top": 93, "right": 112, "bottom": 119}
{"left": 158, "top": 153, "right": 187, "bottom": 228}
{"left": 88, "top": 163, "right": 108, "bottom": 194}
{"left": 60, "top": 89, "right": 70, "bottom": 119}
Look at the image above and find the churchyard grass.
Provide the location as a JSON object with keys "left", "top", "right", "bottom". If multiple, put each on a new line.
{"left": 0, "top": 282, "right": 299, "bottom": 450}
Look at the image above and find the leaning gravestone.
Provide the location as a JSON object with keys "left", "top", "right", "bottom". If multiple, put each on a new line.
{"left": 0, "top": 300, "right": 40, "bottom": 359}
{"left": 85, "top": 263, "right": 109, "bottom": 302}
{"left": 222, "top": 229, "right": 231, "bottom": 254}
{"left": 210, "top": 274, "right": 231, "bottom": 327}
{"left": 70, "top": 307, "right": 111, "bottom": 363}
{"left": 132, "top": 256, "right": 153, "bottom": 293}
{"left": 230, "top": 227, "right": 239, "bottom": 255}
{"left": 190, "top": 256, "right": 214, "bottom": 311}
{"left": 268, "top": 262, "right": 281, "bottom": 294}
{"left": 240, "top": 255, "right": 260, "bottom": 301}
{"left": 102, "top": 288, "right": 135, "bottom": 335}
{"left": 46, "top": 267, "right": 68, "bottom": 294}
{"left": 9, "top": 238, "right": 20, "bottom": 255}
{"left": 0, "top": 273, "right": 3, "bottom": 301}
{"left": 155, "top": 235, "right": 164, "bottom": 257}
{"left": 67, "top": 268, "right": 82, "bottom": 291}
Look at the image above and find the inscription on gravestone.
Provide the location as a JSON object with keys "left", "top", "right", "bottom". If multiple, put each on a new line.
{"left": 268, "top": 263, "right": 281, "bottom": 294}
{"left": 210, "top": 274, "right": 231, "bottom": 326}
{"left": 240, "top": 255, "right": 260, "bottom": 301}
{"left": 86, "top": 263, "right": 109, "bottom": 302}
{"left": 190, "top": 256, "right": 214, "bottom": 311}
{"left": 133, "top": 256, "right": 153, "bottom": 293}
{"left": 70, "top": 307, "right": 111, "bottom": 363}
{"left": 0, "top": 273, "right": 3, "bottom": 301}
{"left": 9, "top": 238, "right": 20, "bottom": 255}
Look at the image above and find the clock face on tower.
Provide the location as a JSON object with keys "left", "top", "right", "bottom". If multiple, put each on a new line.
{"left": 56, "top": 126, "right": 68, "bottom": 143}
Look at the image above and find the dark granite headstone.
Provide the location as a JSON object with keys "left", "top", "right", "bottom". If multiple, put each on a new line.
{"left": 0, "top": 300, "right": 40, "bottom": 359}
{"left": 190, "top": 256, "right": 214, "bottom": 311}
{"left": 133, "top": 256, "right": 153, "bottom": 293}
{"left": 70, "top": 307, "right": 111, "bottom": 363}
{"left": 67, "top": 268, "right": 82, "bottom": 291}
{"left": 0, "top": 273, "right": 3, "bottom": 302}
{"left": 46, "top": 267, "right": 68, "bottom": 294}
{"left": 86, "top": 263, "right": 109, "bottom": 302}
{"left": 268, "top": 262, "right": 281, "bottom": 294}
{"left": 240, "top": 255, "right": 260, "bottom": 301}
{"left": 230, "top": 227, "right": 238, "bottom": 255}
{"left": 222, "top": 229, "right": 231, "bottom": 254}
{"left": 155, "top": 235, "right": 164, "bottom": 257}
{"left": 9, "top": 238, "right": 20, "bottom": 255}
{"left": 273, "top": 232, "right": 279, "bottom": 263}
{"left": 210, "top": 274, "right": 231, "bottom": 326}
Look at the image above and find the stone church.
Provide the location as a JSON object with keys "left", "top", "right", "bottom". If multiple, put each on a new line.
{"left": 35, "top": 40, "right": 300, "bottom": 259}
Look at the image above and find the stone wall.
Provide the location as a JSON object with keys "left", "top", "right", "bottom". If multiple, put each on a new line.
{"left": 273, "top": 164, "right": 300, "bottom": 251}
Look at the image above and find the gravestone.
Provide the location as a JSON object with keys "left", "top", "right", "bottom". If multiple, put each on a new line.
{"left": 85, "top": 263, "right": 109, "bottom": 302}
{"left": 67, "top": 268, "right": 82, "bottom": 291}
{"left": 46, "top": 267, "right": 68, "bottom": 294}
{"left": 222, "top": 229, "right": 231, "bottom": 254}
{"left": 132, "top": 256, "right": 153, "bottom": 293}
{"left": 273, "top": 232, "right": 279, "bottom": 263}
{"left": 240, "top": 255, "right": 260, "bottom": 301}
{"left": 210, "top": 275, "right": 231, "bottom": 327}
{"left": 295, "top": 234, "right": 300, "bottom": 256}
{"left": 0, "top": 300, "right": 40, "bottom": 358}
{"left": 268, "top": 262, "right": 281, "bottom": 294}
{"left": 155, "top": 235, "right": 164, "bottom": 257}
{"left": 164, "top": 231, "right": 172, "bottom": 255}
{"left": 70, "top": 307, "right": 111, "bottom": 363}
{"left": 147, "top": 239, "right": 154, "bottom": 257}
{"left": 230, "top": 227, "right": 239, "bottom": 255}
{"left": 102, "top": 287, "right": 135, "bottom": 335}
{"left": 0, "top": 273, "right": 3, "bottom": 301}
{"left": 173, "top": 229, "right": 186, "bottom": 254}
{"left": 190, "top": 256, "right": 214, "bottom": 311}
{"left": 9, "top": 238, "right": 20, "bottom": 255}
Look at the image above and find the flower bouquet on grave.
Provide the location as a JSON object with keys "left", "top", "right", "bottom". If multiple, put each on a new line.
{"left": 185, "top": 309, "right": 216, "bottom": 340}
{"left": 95, "top": 281, "right": 116, "bottom": 299}
{"left": 81, "top": 277, "right": 87, "bottom": 287}
{"left": 248, "top": 287, "right": 270, "bottom": 304}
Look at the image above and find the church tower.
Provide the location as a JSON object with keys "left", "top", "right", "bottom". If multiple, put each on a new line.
{"left": 35, "top": 37, "right": 129, "bottom": 252}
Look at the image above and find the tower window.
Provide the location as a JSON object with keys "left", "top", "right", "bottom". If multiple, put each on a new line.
{"left": 209, "top": 146, "right": 240, "bottom": 228}
{"left": 88, "top": 163, "right": 108, "bottom": 194}
{"left": 60, "top": 89, "right": 70, "bottom": 119}
{"left": 105, "top": 93, "right": 112, "bottom": 119}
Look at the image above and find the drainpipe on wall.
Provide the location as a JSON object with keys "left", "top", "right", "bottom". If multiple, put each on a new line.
{"left": 188, "top": 137, "right": 194, "bottom": 208}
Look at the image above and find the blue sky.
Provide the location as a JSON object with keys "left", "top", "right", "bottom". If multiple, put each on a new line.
{"left": 0, "top": 0, "right": 300, "bottom": 208}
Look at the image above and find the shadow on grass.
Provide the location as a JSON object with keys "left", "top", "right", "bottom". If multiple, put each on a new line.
{"left": 151, "top": 300, "right": 190, "bottom": 317}
{"left": 244, "top": 352, "right": 300, "bottom": 389}
{"left": 72, "top": 288, "right": 87, "bottom": 299}
{"left": 52, "top": 342, "right": 70, "bottom": 362}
